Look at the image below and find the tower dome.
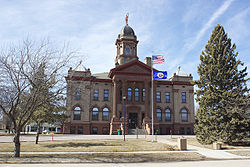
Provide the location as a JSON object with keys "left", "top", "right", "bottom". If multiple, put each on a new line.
{"left": 120, "top": 25, "right": 135, "bottom": 36}
{"left": 115, "top": 14, "right": 139, "bottom": 66}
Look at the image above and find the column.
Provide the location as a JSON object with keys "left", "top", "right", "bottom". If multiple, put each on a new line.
{"left": 112, "top": 80, "right": 118, "bottom": 118}
{"left": 122, "top": 80, "right": 127, "bottom": 117}
{"left": 144, "top": 80, "right": 149, "bottom": 118}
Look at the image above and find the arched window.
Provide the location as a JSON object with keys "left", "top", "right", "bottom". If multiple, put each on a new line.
{"left": 92, "top": 107, "right": 99, "bottom": 121}
{"left": 73, "top": 107, "right": 81, "bottom": 120}
{"left": 181, "top": 109, "right": 188, "bottom": 122}
{"left": 127, "top": 88, "right": 132, "bottom": 101}
{"left": 156, "top": 109, "right": 162, "bottom": 121}
{"left": 142, "top": 88, "right": 145, "bottom": 102}
{"left": 165, "top": 109, "right": 171, "bottom": 122}
{"left": 102, "top": 108, "right": 109, "bottom": 121}
{"left": 134, "top": 88, "right": 139, "bottom": 102}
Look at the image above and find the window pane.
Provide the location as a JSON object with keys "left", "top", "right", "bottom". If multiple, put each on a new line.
{"left": 73, "top": 107, "right": 81, "bottom": 120}
{"left": 156, "top": 109, "right": 162, "bottom": 121}
{"left": 78, "top": 126, "right": 83, "bottom": 134}
{"left": 165, "top": 92, "right": 170, "bottom": 103}
{"left": 127, "top": 88, "right": 132, "bottom": 101}
{"left": 70, "top": 126, "right": 76, "bottom": 134}
{"left": 142, "top": 88, "right": 145, "bottom": 102}
{"left": 182, "top": 92, "right": 186, "bottom": 103}
{"left": 104, "top": 89, "right": 109, "bottom": 101}
{"left": 156, "top": 92, "right": 161, "bottom": 103}
{"left": 181, "top": 109, "right": 188, "bottom": 122}
{"left": 76, "top": 88, "right": 81, "bottom": 100}
{"left": 165, "top": 109, "right": 171, "bottom": 121}
{"left": 92, "top": 107, "right": 99, "bottom": 121}
{"left": 179, "top": 127, "right": 185, "bottom": 135}
{"left": 92, "top": 127, "right": 98, "bottom": 134}
{"left": 93, "top": 89, "right": 99, "bottom": 101}
{"left": 102, "top": 108, "right": 109, "bottom": 121}
{"left": 102, "top": 127, "right": 109, "bottom": 134}
{"left": 134, "top": 88, "right": 139, "bottom": 102}
{"left": 92, "top": 112, "right": 99, "bottom": 121}
{"left": 125, "top": 46, "right": 130, "bottom": 55}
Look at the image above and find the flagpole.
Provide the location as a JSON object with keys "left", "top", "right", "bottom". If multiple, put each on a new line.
{"left": 151, "top": 57, "right": 154, "bottom": 142}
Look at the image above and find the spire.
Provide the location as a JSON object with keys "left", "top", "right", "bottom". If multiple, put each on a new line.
{"left": 125, "top": 13, "right": 129, "bottom": 25}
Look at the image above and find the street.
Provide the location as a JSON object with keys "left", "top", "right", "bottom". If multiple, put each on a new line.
{"left": 0, "top": 160, "right": 250, "bottom": 167}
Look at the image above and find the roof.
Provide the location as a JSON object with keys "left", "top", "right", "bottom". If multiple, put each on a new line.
{"left": 120, "top": 25, "right": 135, "bottom": 36}
{"left": 92, "top": 72, "right": 110, "bottom": 80}
{"left": 73, "top": 61, "right": 88, "bottom": 72}
{"left": 174, "top": 66, "right": 188, "bottom": 77}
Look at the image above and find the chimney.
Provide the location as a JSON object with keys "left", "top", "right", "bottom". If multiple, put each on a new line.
{"left": 144, "top": 57, "right": 152, "bottom": 67}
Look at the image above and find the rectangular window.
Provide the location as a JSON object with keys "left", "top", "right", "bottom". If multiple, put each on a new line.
{"left": 165, "top": 92, "right": 170, "bottom": 103}
{"left": 182, "top": 92, "right": 186, "bottom": 103}
{"left": 76, "top": 88, "right": 81, "bottom": 100}
{"left": 142, "top": 88, "right": 145, "bottom": 102}
{"left": 92, "top": 111, "right": 99, "bottom": 121}
{"left": 127, "top": 88, "right": 132, "bottom": 101}
{"left": 93, "top": 89, "right": 99, "bottom": 101}
{"left": 179, "top": 127, "right": 185, "bottom": 135}
{"left": 92, "top": 127, "right": 98, "bottom": 134}
{"left": 104, "top": 89, "right": 109, "bottom": 101}
{"left": 156, "top": 91, "right": 161, "bottom": 103}
{"left": 70, "top": 126, "right": 76, "bottom": 134}
{"left": 77, "top": 126, "right": 83, "bottom": 134}
{"left": 134, "top": 88, "right": 139, "bottom": 102}
{"left": 102, "top": 127, "right": 109, "bottom": 135}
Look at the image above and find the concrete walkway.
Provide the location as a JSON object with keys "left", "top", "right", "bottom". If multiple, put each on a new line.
{"left": 157, "top": 138, "right": 250, "bottom": 159}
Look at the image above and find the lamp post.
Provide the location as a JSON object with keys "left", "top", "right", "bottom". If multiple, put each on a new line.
{"left": 123, "top": 95, "right": 126, "bottom": 141}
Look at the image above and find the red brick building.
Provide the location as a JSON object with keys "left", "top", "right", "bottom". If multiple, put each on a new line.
{"left": 63, "top": 21, "right": 195, "bottom": 135}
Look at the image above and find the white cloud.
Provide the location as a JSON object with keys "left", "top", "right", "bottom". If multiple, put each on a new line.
{"left": 183, "top": 0, "right": 234, "bottom": 53}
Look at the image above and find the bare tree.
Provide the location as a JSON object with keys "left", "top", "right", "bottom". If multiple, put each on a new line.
{"left": 0, "top": 39, "right": 76, "bottom": 157}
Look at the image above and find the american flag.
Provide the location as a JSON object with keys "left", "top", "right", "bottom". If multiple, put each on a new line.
{"left": 152, "top": 55, "right": 165, "bottom": 64}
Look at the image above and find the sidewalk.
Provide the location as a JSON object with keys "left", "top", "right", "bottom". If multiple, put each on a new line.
{"left": 157, "top": 138, "right": 250, "bottom": 159}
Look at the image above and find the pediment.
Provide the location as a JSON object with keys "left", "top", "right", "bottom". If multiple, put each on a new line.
{"left": 118, "top": 64, "right": 150, "bottom": 73}
{"left": 109, "top": 60, "right": 157, "bottom": 78}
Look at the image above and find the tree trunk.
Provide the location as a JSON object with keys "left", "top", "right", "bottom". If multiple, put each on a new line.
{"left": 35, "top": 123, "right": 41, "bottom": 144}
{"left": 13, "top": 129, "right": 21, "bottom": 157}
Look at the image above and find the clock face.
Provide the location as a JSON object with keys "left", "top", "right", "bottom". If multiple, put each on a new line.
{"left": 125, "top": 46, "right": 130, "bottom": 55}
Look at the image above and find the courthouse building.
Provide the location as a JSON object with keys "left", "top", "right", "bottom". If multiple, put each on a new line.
{"left": 63, "top": 19, "right": 195, "bottom": 135}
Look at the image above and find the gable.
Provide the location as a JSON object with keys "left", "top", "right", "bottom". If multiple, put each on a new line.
{"left": 109, "top": 60, "right": 157, "bottom": 78}
{"left": 119, "top": 64, "right": 150, "bottom": 73}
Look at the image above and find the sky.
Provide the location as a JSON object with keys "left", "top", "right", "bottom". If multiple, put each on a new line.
{"left": 0, "top": 0, "right": 249, "bottom": 84}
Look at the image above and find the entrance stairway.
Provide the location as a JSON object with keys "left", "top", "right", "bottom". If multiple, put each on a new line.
{"left": 128, "top": 128, "right": 145, "bottom": 135}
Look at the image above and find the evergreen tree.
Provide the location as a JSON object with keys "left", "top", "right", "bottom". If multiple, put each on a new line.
{"left": 194, "top": 24, "right": 249, "bottom": 144}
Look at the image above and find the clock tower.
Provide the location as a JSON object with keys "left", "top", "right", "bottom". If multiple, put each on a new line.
{"left": 115, "top": 14, "right": 139, "bottom": 65}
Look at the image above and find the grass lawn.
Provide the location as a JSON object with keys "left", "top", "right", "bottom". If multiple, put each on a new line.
{"left": 170, "top": 137, "right": 250, "bottom": 150}
{"left": 0, "top": 152, "right": 207, "bottom": 163}
{"left": 227, "top": 151, "right": 250, "bottom": 157}
{"left": 0, "top": 139, "right": 176, "bottom": 152}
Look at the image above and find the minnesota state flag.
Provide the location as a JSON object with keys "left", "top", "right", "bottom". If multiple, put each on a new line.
{"left": 153, "top": 71, "right": 167, "bottom": 80}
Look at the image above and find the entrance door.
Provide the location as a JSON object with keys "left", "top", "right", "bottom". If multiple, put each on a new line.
{"left": 128, "top": 113, "right": 138, "bottom": 129}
